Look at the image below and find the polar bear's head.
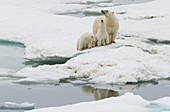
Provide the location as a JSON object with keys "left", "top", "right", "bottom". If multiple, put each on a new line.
{"left": 99, "top": 19, "right": 105, "bottom": 28}
{"left": 98, "top": 19, "right": 106, "bottom": 33}
{"left": 91, "top": 35, "right": 97, "bottom": 47}
{"left": 101, "top": 10, "right": 114, "bottom": 18}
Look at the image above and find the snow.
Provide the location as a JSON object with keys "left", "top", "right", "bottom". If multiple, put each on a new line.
{"left": 0, "top": 0, "right": 170, "bottom": 84}
{"left": 0, "top": 102, "right": 34, "bottom": 110}
{"left": 0, "top": 0, "right": 95, "bottom": 58}
{"left": 11, "top": 40, "right": 170, "bottom": 85}
{"left": 26, "top": 93, "right": 149, "bottom": 112}
{"left": 85, "top": 0, "right": 170, "bottom": 41}
{"left": 1, "top": 0, "right": 170, "bottom": 58}
{"left": 26, "top": 93, "right": 170, "bottom": 112}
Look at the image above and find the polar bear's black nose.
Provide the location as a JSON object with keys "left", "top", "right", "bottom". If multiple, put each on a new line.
{"left": 101, "top": 20, "right": 103, "bottom": 23}
{"left": 101, "top": 10, "right": 105, "bottom": 14}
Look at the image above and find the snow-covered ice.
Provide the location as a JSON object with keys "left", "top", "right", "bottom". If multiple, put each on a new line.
{"left": 0, "top": 102, "right": 34, "bottom": 110}
{"left": 11, "top": 42, "right": 170, "bottom": 85}
{"left": 0, "top": 0, "right": 170, "bottom": 84}
{"left": 26, "top": 93, "right": 170, "bottom": 112}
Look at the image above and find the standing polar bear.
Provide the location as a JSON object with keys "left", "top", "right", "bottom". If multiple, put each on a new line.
{"left": 96, "top": 20, "right": 109, "bottom": 46}
{"left": 77, "top": 32, "right": 97, "bottom": 51}
{"left": 93, "top": 10, "right": 119, "bottom": 43}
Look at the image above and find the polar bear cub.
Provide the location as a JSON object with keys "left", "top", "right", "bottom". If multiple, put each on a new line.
{"left": 77, "top": 32, "right": 97, "bottom": 51}
{"left": 95, "top": 20, "right": 109, "bottom": 46}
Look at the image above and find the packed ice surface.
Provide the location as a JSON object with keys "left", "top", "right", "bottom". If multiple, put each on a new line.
{"left": 1, "top": 0, "right": 169, "bottom": 58}
{"left": 0, "top": 0, "right": 100, "bottom": 58}
{"left": 13, "top": 41, "right": 170, "bottom": 84}
{"left": 0, "top": 102, "right": 34, "bottom": 110}
{"left": 85, "top": 0, "right": 170, "bottom": 40}
{"left": 0, "top": 0, "right": 170, "bottom": 84}
{"left": 26, "top": 93, "right": 170, "bottom": 112}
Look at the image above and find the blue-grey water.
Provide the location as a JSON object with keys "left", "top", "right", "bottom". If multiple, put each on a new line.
{"left": 0, "top": 46, "right": 25, "bottom": 71}
{"left": 0, "top": 44, "right": 94, "bottom": 112}
{"left": 0, "top": 81, "right": 94, "bottom": 112}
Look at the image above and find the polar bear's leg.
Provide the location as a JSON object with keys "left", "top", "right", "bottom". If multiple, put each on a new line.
{"left": 77, "top": 40, "right": 79, "bottom": 50}
{"left": 92, "top": 41, "right": 95, "bottom": 47}
{"left": 92, "top": 39, "right": 97, "bottom": 47}
{"left": 111, "top": 33, "right": 117, "bottom": 43}
{"left": 108, "top": 34, "right": 112, "bottom": 44}
{"left": 79, "top": 43, "right": 83, "bottom": 51}
{"left": 97, "top": 39, "right": 102, "bottom": 46}
{"left": 88, "top": 42, "right": 92, "bottom": 49}
{"left": 106, "top": 36, "right": 110, "bottom": 45}
{"left": 102, "top": 39, "right": 106, "bottom": 46}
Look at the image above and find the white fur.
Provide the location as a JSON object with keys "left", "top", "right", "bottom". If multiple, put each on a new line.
{"left": 95, "top": 20, "right": 109, "bottom": 46}
{"left": 93, "top": 10, "right": 119, "bottom": 43}
{"left": 77, "top": 32, "right": 97, "bottom": 51}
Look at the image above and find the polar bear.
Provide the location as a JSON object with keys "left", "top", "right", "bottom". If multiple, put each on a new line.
{"left": 77, "top": 32, "right": 97, "bottom": 51}
{"left": 93, "top": 10, "right": 119, "bottom": 43}
{"left": 95, "top": 20, "right": 109, "bottom": 46}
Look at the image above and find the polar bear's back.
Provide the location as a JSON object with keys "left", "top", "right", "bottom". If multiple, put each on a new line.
{"left": 77, "top": 32, "right": 93, "bottom": 50}
{"left": 79, "top": 32, "right": 92, "bottom": 43}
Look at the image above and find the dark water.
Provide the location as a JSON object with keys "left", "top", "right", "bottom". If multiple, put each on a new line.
{"left": 146, "top": 38, "right": 170, "bottom": 45}
{"left": 83, "top": 80, "right": 170, "bottom": 101}
{"left": 1, "top": 79, "right": 170, "bottom": 112}
{"left": 23, "top": 56, "right": 71, "bottom": 67}
{"left": 0, "top": 81, "right": 94, "bottom": 112}
{"left": 132, "top": 80, "right": 170, "bottom": 100}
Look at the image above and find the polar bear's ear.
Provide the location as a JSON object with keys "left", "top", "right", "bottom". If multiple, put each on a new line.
{"left": 112, "top": 12, "right": 114, "bottom": 14}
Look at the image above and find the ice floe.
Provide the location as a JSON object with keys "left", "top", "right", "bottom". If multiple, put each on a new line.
{"left": 26, "top": 93, "right": 170, "bottom": 112}
{"left": 0, "top": 0, "right": 170, "bottom": 85}
{"left": 0, "top": 0, "right": 169, "bottom": 58}
{"left": 11, "top": 41, "right": 170, "bottom": 85}
{"left": 0, "top": 102, "right": 34, "bottom": 110}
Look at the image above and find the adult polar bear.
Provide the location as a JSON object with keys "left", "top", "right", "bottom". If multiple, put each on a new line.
{"left": 93, "top": 10, "right": 119, "bottom": 43}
